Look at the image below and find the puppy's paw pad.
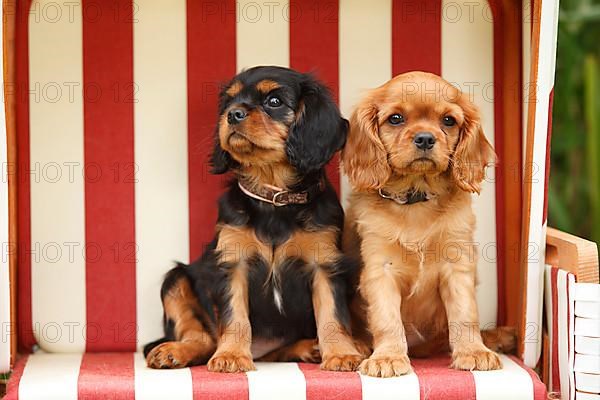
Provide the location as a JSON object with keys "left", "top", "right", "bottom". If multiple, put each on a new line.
{"left": 321, "top": 353, "right": 363, "bottom": 372}
{"left": 451, "top": 349, "right": 502, "bottom": 371}
{"left": 359, "top": 355, "right": 412, "bottom": 377}
{"left": 207, "top": 352, "right": 255, "bottom": 373}
{"left": 146, "top": 342, "right": 187, "bottom": 369}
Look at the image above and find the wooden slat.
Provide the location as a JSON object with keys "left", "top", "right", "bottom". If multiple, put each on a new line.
{"left": 518, "top": 0, "right": 542, "bottom": 358}
{"left": 546, "top": 227, "right": 599, "bottom": 283}
{"left": 542, "top": 331, "right": 550, "bottom": 388}
{"left": 500, "top": 0, "right": 524, "bottom": 328}
{"left": 488, "top": 0, "right": 524, "bottom": 327}
{"left": 3, "top": 0, "right": 18, "bottom": 368}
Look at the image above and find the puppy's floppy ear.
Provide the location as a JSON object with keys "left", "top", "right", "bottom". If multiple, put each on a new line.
{"left": 210, "top": 133, "right": 232, "bottom": 174}
{"left": 341, "top": 97, "right": 391, "bottom": 190}
{"left": 286, "top": 76, "right": 348, "bottom": 173}
{"left": 209, "top": 83, "right": 237, "bottom": 174}
{"left": 452, "top": 98, "right": 495, "bottom": 194}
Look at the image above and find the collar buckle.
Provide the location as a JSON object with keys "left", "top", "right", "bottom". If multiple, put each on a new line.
{"left": 271, "top": 190, "right": 289, "bottom": 206}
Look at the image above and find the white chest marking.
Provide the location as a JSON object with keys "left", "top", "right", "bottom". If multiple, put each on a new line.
{"left": 273, "top": 287, "right": 284, "bottom": 314}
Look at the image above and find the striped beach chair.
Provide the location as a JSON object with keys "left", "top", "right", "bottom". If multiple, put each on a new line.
{"left": 1, "top": 0, "right": 598, "bottom": 399}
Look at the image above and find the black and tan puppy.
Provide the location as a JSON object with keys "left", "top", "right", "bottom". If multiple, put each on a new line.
{"left": 144, "top": 66, "right": 363, "bottom": 373}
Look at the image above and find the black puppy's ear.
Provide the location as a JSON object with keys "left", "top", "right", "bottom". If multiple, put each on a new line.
{"left": 210, "top": 134, "right": 232, "bottom": 174}
{"left": 209, "top": 81, "right": 238, "bottom": 175}
{"left": 286, "top": 76, "right": 348, "bottom": 174}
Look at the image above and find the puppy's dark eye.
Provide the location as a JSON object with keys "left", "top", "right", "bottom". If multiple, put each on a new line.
{"left": 388, "top": 114, "right": 404, "bottom": 125}
{"left": 442, "top": 116, "right": 456, "bottom": 127}
{"left": 266, "top": 96, "right": 282, "bottom": 108}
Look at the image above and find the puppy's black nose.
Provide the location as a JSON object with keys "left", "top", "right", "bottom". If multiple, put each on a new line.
{"left": 413, "top": 132, "right": 436, "bottom": 150}
{"left": 227, "top": 108, "right": 247, "bottom": 125}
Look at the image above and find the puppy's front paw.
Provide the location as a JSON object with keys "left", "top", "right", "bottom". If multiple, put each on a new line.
{"left": 207, "top": 352, "right": 255, "bottom": 373}
{"left": 321, "top": 353, "right": 363, "bottom": 372}
{"left": 451, "top": 348, "right": 502, "bottom": 371}
{"left": 359, "top": 354, "right": 412, "bottom": 377}
{"left": 146, "top": 342, "right": 191, "bottom": 369}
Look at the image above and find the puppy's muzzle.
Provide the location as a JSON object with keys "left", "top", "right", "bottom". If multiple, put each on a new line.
{"left": 413, "top": 132, "right": 436, "bottom": 150}
{"left": 227, "top": 108, "right": 247, "bottom": 125}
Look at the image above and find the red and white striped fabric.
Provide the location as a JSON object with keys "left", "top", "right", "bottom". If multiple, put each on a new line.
{"left": 521, "top": 0, "right": 560, "bottom": 367}
{"left": 545, "top": 265, "right": 576, "bottom": 400}
{"left": 13, "top": 0, "right": 509, "bottom": 354}
{"left": 4, "top": 354, "right": 546, "bottom": 400}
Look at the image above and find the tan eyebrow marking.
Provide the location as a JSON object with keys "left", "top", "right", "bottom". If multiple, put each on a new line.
{"left": 225, "top": 81, "right": 243, "bottom": 97}
{"left": 256, "top": 79, "right": 280, "bottom": 94}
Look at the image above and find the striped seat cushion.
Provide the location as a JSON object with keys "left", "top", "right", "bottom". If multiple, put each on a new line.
{"left": 5, "top": 353, "right": 546, "bottom": 400}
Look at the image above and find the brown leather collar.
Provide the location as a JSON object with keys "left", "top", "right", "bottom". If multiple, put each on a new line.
{"left": 378, "top": 188, "right": 436, "bottom": 205}
{"left": 238, "top": 179, "right": 326, "bottom": 206}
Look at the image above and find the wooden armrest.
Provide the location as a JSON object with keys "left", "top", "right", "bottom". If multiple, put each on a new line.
{"left": 546, "top": 227, "right": 599, "bottom": 283}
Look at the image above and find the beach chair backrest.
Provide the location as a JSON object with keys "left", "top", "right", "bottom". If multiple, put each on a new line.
{"left": 1, "top": 1, "right": 558, "bottom": 368}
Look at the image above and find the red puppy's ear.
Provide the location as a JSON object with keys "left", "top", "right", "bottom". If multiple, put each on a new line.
{"left": 342, "top": 98, "right": 391, "bottom": 191}
{"left": 452, "top": 98, "right": 495, "bottom": 194}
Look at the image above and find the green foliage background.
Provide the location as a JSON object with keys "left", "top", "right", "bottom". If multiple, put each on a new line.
{"left": 549, "top": 0, "right": 600, "bottom": 243}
